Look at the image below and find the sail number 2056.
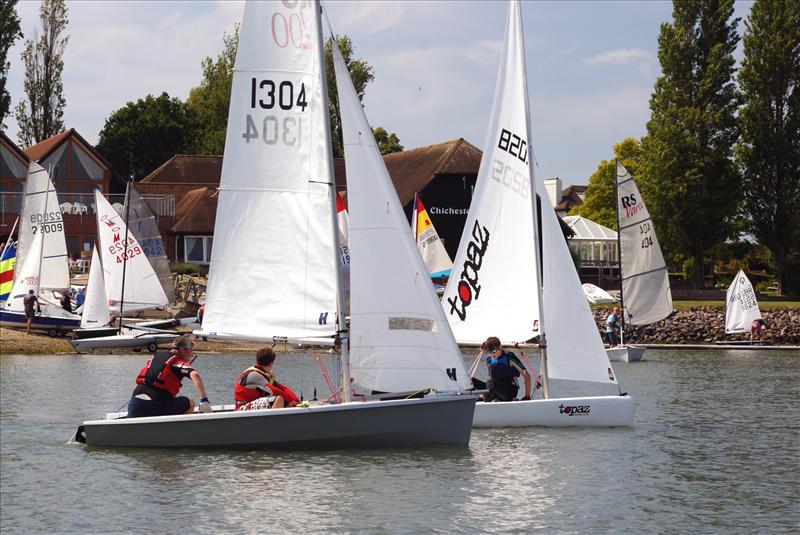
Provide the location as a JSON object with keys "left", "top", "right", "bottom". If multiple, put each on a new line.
{"left": 243, "top": 78, "right": 306, "bottom": 146}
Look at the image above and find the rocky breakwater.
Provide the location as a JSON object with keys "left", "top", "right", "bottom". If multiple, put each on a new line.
{"left": 593, "top": 307, "right": 800, "bottom": 345}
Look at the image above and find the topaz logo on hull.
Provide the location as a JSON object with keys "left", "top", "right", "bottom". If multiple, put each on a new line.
{"left": 559, "top": 404, "right": 591, "bottom": 416}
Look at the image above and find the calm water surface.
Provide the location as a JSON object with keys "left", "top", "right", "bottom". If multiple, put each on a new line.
{"left": 1, "top": 349, "right": 797, "bottom": 533}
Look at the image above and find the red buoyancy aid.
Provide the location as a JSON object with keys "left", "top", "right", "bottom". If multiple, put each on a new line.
{"left": 136, "top": 351, "right": 184, "bottom": 397}
{"left": 234, "top": 366, "right": 300, "bottom": 405}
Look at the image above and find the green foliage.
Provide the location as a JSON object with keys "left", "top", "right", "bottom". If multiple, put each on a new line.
{"left": 569, "top": 137, "right": 642, "bottom": 230}
{"left": 95, "top": 92, "right": 198, "bottom": 180}
{"left": 735, "top": 0, "right": 800, "bottom": 295}
{"left": 640, "top": 0, "right": 741, "bottom": 289}
{"left": 372, "top": 127, "right": 403, "bottom": 155}
{"left": 171, "top": 262, "right": 206, "bottom": 275}
{"left": 325, "top": 35, "right": 374, "bottom": 158}
{"left": 785, "top": 253, "right": 800, "bottom": 296}
{"left": 186, "top": 25, "right": 239, "bottom": 155}
{"left": 0, "top": 0, "right": 23, "bottom": 129}
{"left": 14, "top": 0, "right": 68, "bottom": 146}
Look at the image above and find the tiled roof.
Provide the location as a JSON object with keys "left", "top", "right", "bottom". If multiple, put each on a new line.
{"left": 171, "top": 187, "right": 218, "bottom": 234}
{"left": 24, "top": 130, "right": 72, "bottom": 161}
{"left": 140, "top": 154, "right": 223, "bottom": 185}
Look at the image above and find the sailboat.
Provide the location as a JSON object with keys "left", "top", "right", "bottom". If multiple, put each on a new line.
{"left": 76, "top": 0, "right": 475, "bottom": 449}
{"left": 721, "top": 269, "right": 764, "bottom": 345}
{"left": 0, "top": 162, "right": 80, "bottom": 335}
{"left": 607, "top": 161, "right": 673, "bottom": 362}
{"left": 441, "top": 0, "right": 634, "bottom": 427}
{"left": 70, "top": 188, "right": 179, "bottom": 351}
{"left": 412, "top": 193, "right": 453, "bottom": 278}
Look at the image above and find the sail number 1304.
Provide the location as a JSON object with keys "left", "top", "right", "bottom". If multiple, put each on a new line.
{"left": 243, "top": 78, "right": 306, "bottom": 146}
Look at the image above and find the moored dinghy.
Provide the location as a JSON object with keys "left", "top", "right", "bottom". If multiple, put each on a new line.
{"left": 442, "top": 0, "right": 634, "bottom": 427}
{"left": 77, "top": 0, "right": 475, "bottom": 449}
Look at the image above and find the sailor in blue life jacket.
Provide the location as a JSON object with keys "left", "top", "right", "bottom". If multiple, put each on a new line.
{"left": 482, "top": 336, "right": 531, "bottom": 402}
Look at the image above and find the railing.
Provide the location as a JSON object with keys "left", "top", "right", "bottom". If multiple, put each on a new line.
{"left": 0, "top": 192, "right": 175, "bottom": 218}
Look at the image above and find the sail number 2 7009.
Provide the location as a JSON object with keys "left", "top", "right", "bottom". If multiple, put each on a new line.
{"left": 243, "top": 78, "right": 307, "bottom": 147}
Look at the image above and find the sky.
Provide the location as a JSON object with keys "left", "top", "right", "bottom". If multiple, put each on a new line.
{"left": 4, "top": 0, "right": 754, "bottom": 186}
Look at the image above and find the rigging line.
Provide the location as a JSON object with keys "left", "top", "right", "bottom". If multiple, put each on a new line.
{"left": 617, "top": 177, "right": 634, "bottom": 187}
{"left": 621, "top": 266, "right": 669, "bottom": 282}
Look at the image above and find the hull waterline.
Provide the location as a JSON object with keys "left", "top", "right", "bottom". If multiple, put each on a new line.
{"left": 78, "top": 395, "right": 477, "bottom": 449}
{"left": 472, "top": 395, "right": 634, "bottom": 427}
{"left": 606, "top": 345, "right": 646, "bottom": 362}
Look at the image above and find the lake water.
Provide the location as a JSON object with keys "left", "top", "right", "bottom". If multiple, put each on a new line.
{"left": 1, "top": 348, "right": 797, "bottom": 533}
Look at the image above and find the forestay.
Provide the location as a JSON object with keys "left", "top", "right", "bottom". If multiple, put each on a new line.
{"left": 332, "top": 44, "right": 470, "bottom": 393}
{"left": 16, "top": 162, "right": 69, "bottom": 291}
{"left": 80, "top": 246, "right": 110, "bottom": 328}
{"left": 124, "top": 185, "right": 175, "bottom": 304}
{"left": 95, "top": 190, "right": 168, "bottom": 313}
{"left": 413, "top": 193, "right": 453, "bottom": 278}
{"left": 441, "top": 1, "right": 541, "bottom": 346}
{"left": 202, "top": 0, "right": 337, "bottom": 342}
{"left": 725, "top": 269, "right": 762, "bottom": 333}
{"left": 616, "top": 161, "right": 672, "bottom": 325}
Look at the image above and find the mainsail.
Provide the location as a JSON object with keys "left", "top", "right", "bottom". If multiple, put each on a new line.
{"left": 441, "top": 0, "right": 541, "bottom": 346}
{"left": 95, "top": 190, "right": 168, "bottom": 313}
{"left": 616, "top": 161, "right": 672, "bottom": 325}
{"left": 333, "top": 41, "right": 469, "bottom": 393}
{"left": 201, "top": 0, "right": 337, "bottom": 342}
{"left": 123, "top": 185, "right": 175, "bottom": 304}
{"left": 725, "top": 269, "right": 762, "bottom": 333}
{"left": 413, "top": 193, "right": 453, "bottom": 278}
{"left": 16, "top": 162, "right": 70, "bottom": 291}
{"left": 4, "top": 229, "right": 44, "bottom": 311}
{"left": 80, "top": 246, "right": 111, "bottom": 328}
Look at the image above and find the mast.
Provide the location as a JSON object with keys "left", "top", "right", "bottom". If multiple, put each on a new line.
{"left": 117, "top": 180, "right": 132, "bottom": 334}
{"left": 517, "top": 0, "right": 549, "bottom": 399}
{"left": 614, "top": 160, "right": 625, "bottom": 346}
{"left": 316, "top": 0, "right": 351, "bottom": 403}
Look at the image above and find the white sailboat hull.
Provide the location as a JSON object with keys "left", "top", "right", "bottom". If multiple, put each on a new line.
{"left": 472, "top": 395, "right": 634, "bottom": 427}
{"left": 77, "top": 395, "right": 477, "bottom": 448}
{"left": 606, "top": 345, "right": 646, "bottom": 362}
{"left": 70, "top": 329, "right": 180, "bottom": 351}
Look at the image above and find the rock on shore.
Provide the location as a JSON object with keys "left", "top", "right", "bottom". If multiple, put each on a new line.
{"left": 594, "top": 307, "right": 800, "bottom": 345}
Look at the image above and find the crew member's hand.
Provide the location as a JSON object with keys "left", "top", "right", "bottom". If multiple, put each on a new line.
{"left": 199, "top": 397, "right": 213, "bottom": 413}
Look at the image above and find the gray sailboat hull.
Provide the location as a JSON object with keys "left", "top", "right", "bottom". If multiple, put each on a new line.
{"left": 78, "top": 395, "right": 476, "bottom": 449}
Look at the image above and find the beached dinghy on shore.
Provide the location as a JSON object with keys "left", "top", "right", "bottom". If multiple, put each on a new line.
{"left": 442, "top": 0, "right": 634, "bottom": 428}
{"left": 77, "top": 0, "right": 475, "bottom": 449}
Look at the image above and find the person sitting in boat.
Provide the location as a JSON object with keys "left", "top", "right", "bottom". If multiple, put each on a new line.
{"left": 750, "top": 318, "right": 767, "bottom": 344}
{"left": 127, "top": 334, "right": 212, "bottom": 418}
{"left": 605, "top": 307, "right": 621, "bottom": 347}
{"left": 234, "top": 347, "right": 300, "bottom": 410}
{"left": 483, "top": 336, "right": 531, "bottom": 402}
{"left": 23, "top": 289, "right": 40, "bottom": 334}
{"left": 60, "top": 291, "right": 72, "bottom": 313}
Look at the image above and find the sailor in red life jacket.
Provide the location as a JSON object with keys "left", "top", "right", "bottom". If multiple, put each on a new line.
{"left": 127, "top": 334, "right": 212, "bottom": 418}
{"left": 234, "top": 347, "right": 300, "bottom": 411}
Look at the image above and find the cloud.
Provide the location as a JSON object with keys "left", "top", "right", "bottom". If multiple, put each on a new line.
{"left": 583, "top": 48, "right": 652, "bottom": 66}
{"left": 325, "top": 1, "right": 417, "bottom": 37}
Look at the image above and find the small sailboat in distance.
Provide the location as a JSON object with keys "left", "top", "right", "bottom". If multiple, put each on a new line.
{"left": 412, "top": 192, "right": 453, "bottom": 278}
{"left": 721, "top": 269, "right": 765, "bottom": 345}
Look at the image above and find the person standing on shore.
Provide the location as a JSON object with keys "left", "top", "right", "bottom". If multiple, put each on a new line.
{"left": 750, "top": 318, "right": 767, "bottom": 344}
{"left": 127, "top": 334, "right": 212, "bottom": 418}
{"left": 606, "top": 307, "right": 621, "bottom": 347}
{"left": 23, "top": 290, "right": 40, "bottom": 334}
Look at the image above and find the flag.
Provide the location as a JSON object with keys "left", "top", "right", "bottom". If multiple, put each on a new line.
{"left": 0, "top": 242, "right": 16, "bottom": 301}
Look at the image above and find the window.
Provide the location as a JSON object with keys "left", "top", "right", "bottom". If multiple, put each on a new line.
{"left": 183, "top": 235, "right": 213, "bottom": 264}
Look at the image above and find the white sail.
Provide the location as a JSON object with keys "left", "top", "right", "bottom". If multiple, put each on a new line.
{"left": 725, "top": 269, "right": 762, "bottom": 333}
{"left": 333, "top": 42, "right": 470, "bottom": 393}
{"left": 616, "top": 161, "right": 672, "bottom": 325}
{"left": 413, "top": 193, "right": 453, "bottom": 277}
{"left": 337, "top": 192, "right": 351, "bottom": 315}
{"left": 441, "top": 1, "right": 541, "bottom": 345}
{"left": 124, "top": 185, "right": 176, "bottom": 304}
{"left": 95, "top": 190, "right": 168, "bottom": 313}
{"left": 16, "top": 162, "right": 70, "bottom": 291}
{"left": 4, "top": 228, "right": 43, "bottom": 311}
{"left": 80, "top": 246, "right": 111, "bottom": 328}
{"left": 202, "top": 0, "right": 337, "bottom": 342}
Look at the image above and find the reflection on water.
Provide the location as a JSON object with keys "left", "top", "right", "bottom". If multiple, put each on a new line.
{"left": 1, "top": 349, "right": 798, "bottom": 533}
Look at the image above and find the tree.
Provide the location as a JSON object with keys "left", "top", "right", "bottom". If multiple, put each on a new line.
{"left": 639, "top": 0, "right": 741, "bottom": 289}
{"left": 14, "top": 0, "right": 68, "bottom": 147}
{"left": 735, "top": 0, "right": 800, "bottom": 295}
{"left": 325, "top": 35, "right": 374, "bottom": 158}
{"left": 0, "top": 0, "right": 23, "bottom": 129}
{"left": 186, "top": 25, "right": 238, "bottom": 155}
{"left": 373, "top": 127, "right": 403, "bottom": 155}
{"left": 569, "top": 138, "right": 642, "bottom": 229}
{"left": 95, "top": 93, "right": 198, "bottom": 180}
